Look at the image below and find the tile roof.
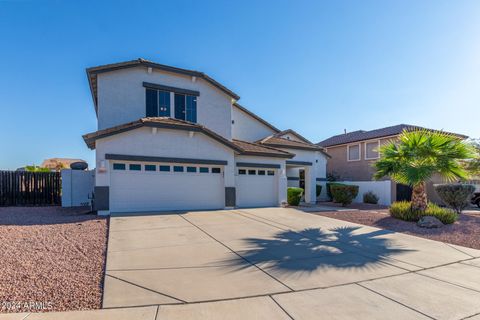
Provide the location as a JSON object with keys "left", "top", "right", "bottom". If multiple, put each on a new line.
{"left": 258, "top": 136, "right": 331, "bottom": 158}
{"left": 87, "top": 58, "right": 240, "bottom": 113}
{"left": 83, "top": 117, "right": 241, "bottom": 151}
{"left": 232, "top": 139, "right": 294, "bottom": 158}
{"left": 83, "top": 117, "right": 294, "bottom": 158}
{"left": 273, "top": 129, "right": 312, "bottom": 144}
{"left": 317, "top": 124, "right": 468, "bottom": 147}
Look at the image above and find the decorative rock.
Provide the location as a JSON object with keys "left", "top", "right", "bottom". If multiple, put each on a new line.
{"left": 417, "top": 216, "right": 444, "bottom": 228}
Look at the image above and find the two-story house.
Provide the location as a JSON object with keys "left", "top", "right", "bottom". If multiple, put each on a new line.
{"left": 82, "top": 59, "right": 329, "bottom": 215}
{"left": 317, "top": 124, "right": 468, "bottom": 204}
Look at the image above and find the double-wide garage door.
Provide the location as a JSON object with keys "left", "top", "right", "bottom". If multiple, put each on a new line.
{"left": 110, "top": 162, "right": 225, "bottom": 213}
{"left": 236, "top": 168, "right": 278, "bottom": 207}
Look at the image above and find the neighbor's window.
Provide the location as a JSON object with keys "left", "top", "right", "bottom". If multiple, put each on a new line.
{"left": 365, "top": 141, "right": 379, "bottom": 159}
{"left": 348, "top": 144, "right": 360, "bottom": 161}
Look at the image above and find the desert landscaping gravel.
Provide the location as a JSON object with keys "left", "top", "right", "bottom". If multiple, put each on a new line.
{"left": 0, "top": 207, "right": 108, "bottom": 313}
{"left": 316, "top": 207, "right": 480, "bottom": 250}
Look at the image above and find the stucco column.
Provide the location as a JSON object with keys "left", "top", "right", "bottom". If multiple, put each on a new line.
{"left": 95, "top": 157, "right": 111, "bottom": 215}
{"left": 278, "top": 163, "right": 287, "bottom": 205}
{"left": 304, "top": 166, "right": 317, "bottom": 204}
{"left": 223, "top": 162, "right": 236, "bottom": 208}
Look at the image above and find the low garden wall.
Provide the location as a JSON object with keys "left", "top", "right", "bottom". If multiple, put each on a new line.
{"left": 335, "top": 180, "right": 392, "bottom": 205}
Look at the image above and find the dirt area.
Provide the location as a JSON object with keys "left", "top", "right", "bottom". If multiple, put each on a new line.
{"left": 316, "top": 207, "right": 480, "bottom": 250}
{"left": 0, "top": 206, "right": 108, "bottom": 313}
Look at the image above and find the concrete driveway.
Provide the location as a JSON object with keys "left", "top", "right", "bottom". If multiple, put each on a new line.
{"left": 8, "top": 207, "right": 480, "bottom": 319}
{"left": 89, "top": 207, "right": 480, "bottom": 319}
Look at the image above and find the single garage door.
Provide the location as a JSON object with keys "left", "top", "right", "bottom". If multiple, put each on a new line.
{"left": 110, "top": 162, "right": 225, "bottom": 213}
{"left": 236, "top": 168, "right": 278, "bottom": 208}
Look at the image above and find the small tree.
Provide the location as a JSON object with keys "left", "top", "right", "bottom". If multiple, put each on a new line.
{"left": 374, "top": 130, "right": 476, "bottom": 211}
{"left": 434, "top": 184, "right": 476, "bottom": 214}
{"left": 25, "top": 165, "right": 51, "bottom": 172}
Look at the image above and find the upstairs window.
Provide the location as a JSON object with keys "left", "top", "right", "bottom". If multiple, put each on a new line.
{"left": 146, "top": 89, "right": 171, "bottom": 117}
{"left": 175, "top": 93, "right": 197, "bottom": 122}
{"left": 347, "top": 144, "right": 360, "bottom": 161}
{"left": 365, "top": 141, "right": 380, "bottom": 160}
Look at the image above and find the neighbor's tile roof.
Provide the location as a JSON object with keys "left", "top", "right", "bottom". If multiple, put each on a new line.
{"left": 232, "top": 139, "right": 295, "bottom": 158}
{"left": 317, "top": 124, "right": 468, "bottom": 147}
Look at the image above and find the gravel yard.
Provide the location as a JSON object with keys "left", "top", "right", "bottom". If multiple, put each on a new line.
{"left": 316, "top": 207, "right": 480, "bottom": 250}
{"left": 0, "top": 207, "right": 108, "bottom": 313}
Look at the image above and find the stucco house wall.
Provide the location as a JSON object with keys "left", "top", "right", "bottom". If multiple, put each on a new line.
{"left": 95, "top": 127, "right": 235, "bottom": 187}
{"left": 97, "top": 67, "right": 233, "bottom": 139}
{"left": 231, "top": 106, "right": 277, "bottom": 142}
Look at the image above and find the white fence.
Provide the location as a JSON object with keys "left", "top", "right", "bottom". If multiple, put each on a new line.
{"left": 335, "top": 180, "right": 392, "bottom": 206}
{"left": 61, "top": 169, "right": 95, "bottom": 207}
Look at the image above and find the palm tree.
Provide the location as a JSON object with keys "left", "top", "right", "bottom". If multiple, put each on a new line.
{"left": 374, "top": 130, "right": 476, "bottom": 211}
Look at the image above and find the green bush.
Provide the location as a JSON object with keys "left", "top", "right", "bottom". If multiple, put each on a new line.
{"left": 389, "top": 201, "right": 419, "bottom": 221}
{"left": 421, "top": 203, "right": 458, "bottom": 224}
{"left": 330, "top": 184, "right": 359, "bottom": 206}
{"left": 434, "top": 184, "right": 476, "bottom": 214}
{"left": 326, "top": 182, "right": 346, "bottom": 200}
{"left": 363, "top": 191, "right": 379, "bottom": 204}
{"left": 316, "top": 185, "right": 322, "bottom": 197}
{"left": 389, "top": 201, "right": 457, "bottom": 224}
{"left": 287, "top": 187, "right": 304, "bottom": 206}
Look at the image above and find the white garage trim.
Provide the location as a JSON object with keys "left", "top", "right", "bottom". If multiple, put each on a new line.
{"left": 109, "top": 160, "right": 225, "bottom": 213}
{"left": 236, "top": 167, "right": 278, "bottom": 208}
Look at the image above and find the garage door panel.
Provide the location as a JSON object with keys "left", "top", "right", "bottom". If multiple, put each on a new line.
{"left": 237, "top": 169, "right": 278, "bottom": 208}
{"left": 110, "top": 164, "right": 224, "bottom": 212}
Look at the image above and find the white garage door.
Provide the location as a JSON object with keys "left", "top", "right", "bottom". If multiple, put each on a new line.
{"left": 236, "top": 168, "right": 278, "bottom": 208}
{"left": 110, "top": 162, "right": 225, "bottom": 213}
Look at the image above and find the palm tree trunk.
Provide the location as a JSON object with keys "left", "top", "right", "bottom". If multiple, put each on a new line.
{"left": 411, "top": 182, "right": 428, "bottom": 211}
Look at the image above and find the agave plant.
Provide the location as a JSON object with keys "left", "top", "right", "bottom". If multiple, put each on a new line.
{"left": 374, "top": 130, "right": 476, "bottom": 211}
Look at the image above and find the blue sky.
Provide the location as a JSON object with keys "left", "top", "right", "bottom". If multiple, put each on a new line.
{"left": 0, "top": 0, "right": 479, "bottom": 170}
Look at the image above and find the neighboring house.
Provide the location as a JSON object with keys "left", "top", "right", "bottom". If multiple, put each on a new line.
{"left": 83, "top": 58, "right": 329, "bottom": 214}
{"left": 317, "top": 124, "right": 468, "bottom": 204}
{"left": 41, "top": 158, "right": 86, "bottom": 170}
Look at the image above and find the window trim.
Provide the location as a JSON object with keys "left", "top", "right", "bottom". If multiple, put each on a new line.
{"left": 364, "top": 140, "right": 381, "bottom": 160}
{"left": 347, "top": 143, "right": 361, "bottom": 162}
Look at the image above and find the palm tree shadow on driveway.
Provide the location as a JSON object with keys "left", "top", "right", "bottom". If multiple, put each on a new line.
{"left": 229, "top": 226, "right": 414, "bottom": 273}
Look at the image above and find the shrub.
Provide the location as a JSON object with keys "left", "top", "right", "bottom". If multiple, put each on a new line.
{"left": 326, "top": 182, "right": 346, "bottom": 200}
{"left": 330, "top": 184, "right": 359, "bottom": 206}
{"left": 316, "top": 185, "right": 322, "bottom": 197}
{"left": 363, "top": 191, "right": 379, "bottom": 204}
{"left": 389, "top": 201, "right": 457, "bottom": 224}
{"left": 434, "top": 184, "right": 476, "bottom": 214}
{"left": 421, "top": 203, "right": 458, "bottom": 224}
{"left": 287, "top": 187, "right": 304, "bottom": 206}
{"left": 389, "top": 201, "right": 418, "bottom": 221}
